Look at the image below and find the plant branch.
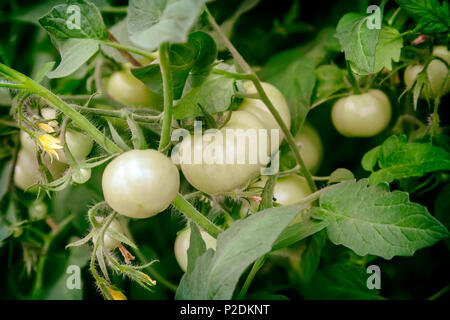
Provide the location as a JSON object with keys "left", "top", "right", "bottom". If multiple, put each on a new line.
{"left": 205, "top": 7, "right": 317, "bottom": 192}
{"left": 0, "top": 62, "right": 123, "bottom": 154}
{"left": 99, "top": 40, "right": 157, "bottom": 61}
{"left": 158, "top": 43, "right": 174, "bottom": 154}
{"left": 172, "top": 193, "right": 223, "bottom": 239}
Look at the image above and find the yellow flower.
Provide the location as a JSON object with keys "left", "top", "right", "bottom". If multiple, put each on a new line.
{"left": 138, "top": 271, "right": 157, "bottom": 286}
{"left": 106, "top": 287, "right": 127, "bottom": 300}
{"left": 37, "top": 122, "right": 55, "bottom": 133}
{"left": 38, "top": 134, "right": 63, "bottom": 161}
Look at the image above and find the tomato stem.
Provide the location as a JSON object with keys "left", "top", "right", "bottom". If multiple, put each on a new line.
{"left": 99, "top": 40, "right": 157, "bottom": 61}
{"left": 172, "top": 193, "right": 223, "bottom": 239}
{"left": 205, "top": 7, "right": 317, "bottom": 192}
{"left": 346, "top": 61, "right": 361, "bottom": 94}
{"left": 158, "top": 43, "right": 174, "bottom": 154}
{"left": 0, "top": 62, "right": 123, "bottom": 154}
{"left": 237, "top": 255, "right": 266, "bottom": 299}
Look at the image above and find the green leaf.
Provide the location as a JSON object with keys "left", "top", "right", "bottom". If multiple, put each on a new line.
{"left": 395, "top": 0, "right": 449, "bottom": 34}
{"left": 39, "top": 0, "right": 108, "bottom": 40}
{"left": 272, "top": 212, "right": 328, "bottom": 251}
{"left": 212, "top": 0, "right": 261, "bottom": 51}
{"left": 127, "top": 0, "right": 207, "bottom": 50}
{"left": 313, "top": 64, "right": 345, "bottom": 102}
{"left": 260, "top": 53, "right": 316, "bottom": 133}
{"left": 0, "top": 223, "right": 12, "bottom": 243}
{"left": 328, "top": 168, "right": 355, "bottom": 184}
{"left": 362, "top": 135, "right": 450, "bottom": 185}
{"left": 258, "top": 175, "right": 276, "bottom": 211}
{"left": 174, "top": 73, "right": 235, "bottom": 120}
{"left": 131, "top": 31, "right": 217, "bottom": 99}
{"left": 46, "top": 39, "right": 99, "bottom": 79}
{"left": 361, "top": 146, "right": 381, "bottom": 172}
{"left": 176, "top": 205, "right": 303, "bottom": 300}
{"left": 187, "top": 222, "right": 207, "bottom": 273}
{"left": 373, "top": 26, "right": 403, "bottom": 73}
{"left": 303, "top": 264, "right": 382, "bottom": 299}
{"left": 335, "top": 12, "right": 382, "bottom": 74}
{"left": 317, "top": 179, "right": 450, "bottom": 260}
{"left": 39, "top": 0, "right": 108, "bottom": 78}
{"left": 34, "top": 61, "right": 56, "bottom": 83}
{"left": 294, "top": 230, "right": 327, "bottom": 283}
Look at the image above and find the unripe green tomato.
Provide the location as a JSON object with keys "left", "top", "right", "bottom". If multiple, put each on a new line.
{"left": 41, "top": 107, "right": 57, "bottom": 120}
{"left": 331, "top": 89, "right": 391, "bottom": 137}
{"left": 174, "top": 227, "right": 216, "bottom": 272}
{"left": 20, "top": 130, "right": 37, "bottom": 154}
{"left": 242, "top": 175, "right": 312, "bottom": 224}
{"left": 106, "top": 70, "right": 163, "bottom": 110}
{"left": 178, "top": 127, "right": 264, "bottom": 195}
{"left": 295, "top": 124, "right": 323, "bottom": 173}
{"left": 254, "top": 175, "right": 312, "bottom": 206}
{"left": 72, "top": 167, "right": 91, "bottom": 184}
{"left": 13, "top": 149, "right": 40, "bottom": 192}
{"left": 102, "top": 149, "right": 180, "bottom": 219}
{"left": 29, "top": 200, "right": 48, "bottom": 220}
{"left": 58, "top": 129, "right": 94, "bottom": 164}
{"left": 404, "top": 60, "right": 450, "bottom": 98}
{"left": 432, "top": 45, "right": 450, "bottom": 65}
{"left": 42, "top": 154, "right": 68, "bottom": 179}
{"left": 238, "top": 81, "right": 291, "bottom": 144}
{"left": 93, "top": 217, "right": 125, "bottom": 250}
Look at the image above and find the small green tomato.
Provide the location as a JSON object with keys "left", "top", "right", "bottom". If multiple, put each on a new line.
{"left": 106, "top": 70, "right": 163, "bottom": 110}
{"left": 72, "top": 167, "right": 91, "bottom": 184}
{"left": 174, "top": 227, "right": 216, "bottom": 272}
{"left": 295, "top": 123, "right": 323, "bottom": 173}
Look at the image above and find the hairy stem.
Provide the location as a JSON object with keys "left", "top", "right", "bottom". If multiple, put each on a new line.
{"left": 237, "top": 256, "right": 266, "bottom": 299}
{"left": 0, "top": 63, "right": 123, "bottom": 154}
{"left": 99, "top": 40, "right": 157, "bottom": 61}
{"left": 172, "top": 194, "right": 223, "bottom": 239}
{"left": 158, "top": 43, "right": 174, "bottom": 154}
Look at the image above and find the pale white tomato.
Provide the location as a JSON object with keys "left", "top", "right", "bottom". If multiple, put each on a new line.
{"left": 174, "top": 227, "right": 216, "bottom": 272}
{"left": 331, "top": 89, "right": 391, "bottom": 137}
{"left": 102, "top": 149, "right": 180, "bottom": 218}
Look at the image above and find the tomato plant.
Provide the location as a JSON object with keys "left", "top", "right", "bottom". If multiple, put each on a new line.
{"left": 0, "top": 0, "right": 449, "bottom": 304}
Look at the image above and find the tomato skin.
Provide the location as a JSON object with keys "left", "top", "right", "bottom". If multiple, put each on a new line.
{"left": 432, "top": 45, "right": 450, "bottom": 65}
{"left": 29, "top": 200, "right": 48, "bottom": 220}
{"left": 238, "top": 81, "right": 291, "bottom": 144}
{"left": 58, "top": 129, "right": 94, "bottom": 164}
{"left": 331, "top": 89, "right": 391, "bottom": 137}
{"left": 102, "top": 149, "right": 180, "bottom": 219}
{"left": 13, "top": 149, "right": 40, "bottom": 191}
{"left": 20, "top": 131, "right": 37, "bottom": 154}
{"left": 178, "top": 111, "right": 268, "bottom": 195}
{"left": 253, "top": 175, "right": 311, "bottom": 206}
{"left": 72, "top": 167, "right": 91, "bottom": 184}
{"left": 241, "top": 175, "right": 312, "bottom": 224}
{"left": 178, "top": 82, "right": 291, "bottom": 195}
{"left": 295, "top": 124, "right": 323, "bottom": 173}
{"left": 106, "top": 70, "right": 163, "bottom": 110}
{"left": 404, "top": 46, "right": 450, "bottom": 98}
{"left": 93, "top": 218, "right": 125, "bottom": 250}
{"left": 174, "top": 227, "right": 216, "bottom": 272}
